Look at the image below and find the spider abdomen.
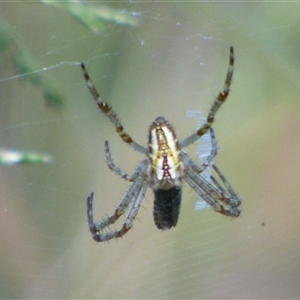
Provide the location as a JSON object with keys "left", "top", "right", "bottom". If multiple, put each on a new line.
{"left": 148, "top": 117, "right": 181, "bottom": 185}
{"left": 153, "top": 187, "right": 182, "bottom": 230}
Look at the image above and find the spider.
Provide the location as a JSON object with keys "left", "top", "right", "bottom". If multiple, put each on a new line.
{"left": 81, "top": 46, "right": 241, "bottom": 242}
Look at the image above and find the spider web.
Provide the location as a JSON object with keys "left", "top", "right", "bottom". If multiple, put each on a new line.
{"left": 1, "top": 2, "right": 300, "bottom": 299}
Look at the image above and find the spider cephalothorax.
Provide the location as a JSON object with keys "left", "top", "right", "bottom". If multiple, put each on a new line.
{"left": 81, "top": 47, "right": 241, "bottom": 242}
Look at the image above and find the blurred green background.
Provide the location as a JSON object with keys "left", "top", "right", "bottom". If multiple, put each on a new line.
{"left": 1, "top": 2, "right": 300, "bottom": 298}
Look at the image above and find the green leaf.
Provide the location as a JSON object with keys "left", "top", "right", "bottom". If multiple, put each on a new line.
{"left": 42, "top": 2, "right": 138, "bottom": 32}
{"left": 0, "top": 149, "right": 52, "bottom": 165}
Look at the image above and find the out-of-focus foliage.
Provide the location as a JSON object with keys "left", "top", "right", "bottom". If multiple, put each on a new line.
{"left": 0, "top": 20, "right": 64, "bottom": 108}
{"left": 0, "top": 149, "right": 52, "bottom": 165}
{"left": 42, "top": 1, "right": 139, "bottom": 32}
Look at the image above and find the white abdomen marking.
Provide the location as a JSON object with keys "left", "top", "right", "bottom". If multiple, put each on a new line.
{"left": 148, "top": 117, "right": 181, "bottom": 183}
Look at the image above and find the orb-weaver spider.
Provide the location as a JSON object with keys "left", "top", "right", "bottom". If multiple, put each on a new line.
{"left": 81, "top": 46, "right": 241, "bottom": 242}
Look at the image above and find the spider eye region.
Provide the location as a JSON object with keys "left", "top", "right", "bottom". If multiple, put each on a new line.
{"left": 148, "top": 117, "right": 181, "bottom": 185}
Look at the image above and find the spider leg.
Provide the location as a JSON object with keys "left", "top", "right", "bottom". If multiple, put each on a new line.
{"left": 87, "top": 165, "right": 148, "bottom": 241}
{"left": 186, "top": 128, "right": 217, "bottom": 174}
{"left": 105, "top": 140, "right": 148, "bottom": 182}
{"left": 87, "top": 180, "right": 138, "bottom": 235}
{"left": 81, "top": 63, "right": 148, "bottom": 155}
{"left": 123, "top": 182, "right": 148, "bottom": 229}
{"left": 184, "top": 161, "right": 241, "bottom": 217}
{"left": 180, "top": 47, "right": 234, "bottom": 148}
{"left": 210, "top": 164, "right": 241, "bottom": 207}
